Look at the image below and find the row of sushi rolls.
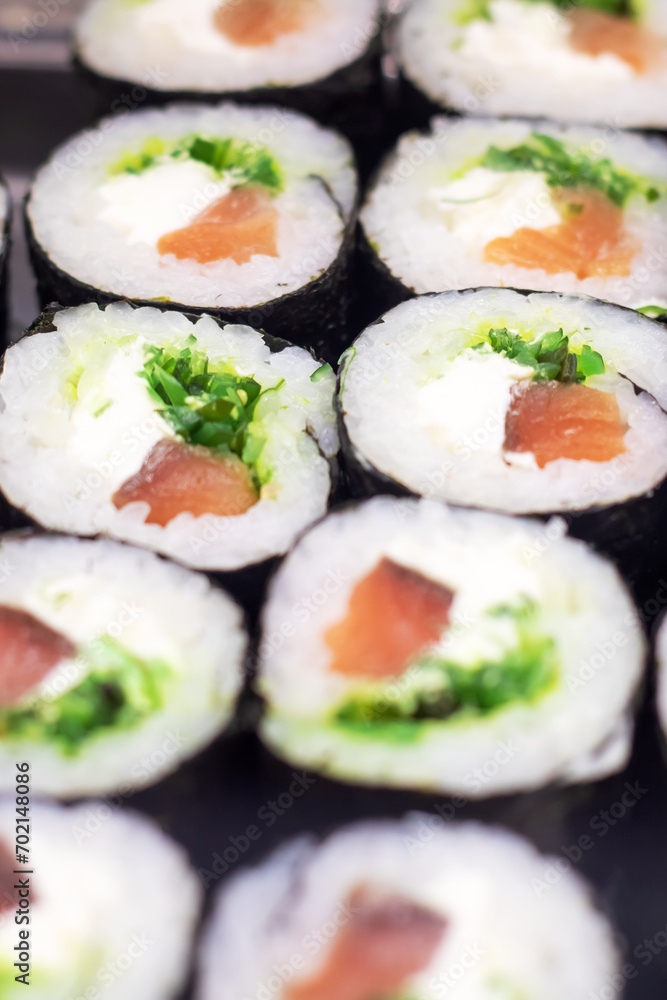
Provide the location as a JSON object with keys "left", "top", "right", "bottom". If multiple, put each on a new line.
{"left": 3, "top": 0, "right": 667, "bottom": 995}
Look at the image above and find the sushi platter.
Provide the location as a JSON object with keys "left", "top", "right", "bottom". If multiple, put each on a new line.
{"left": 1, "top": 1, "right": 667, "bottom": 998}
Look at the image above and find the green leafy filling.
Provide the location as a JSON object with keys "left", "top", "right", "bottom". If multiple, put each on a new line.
{"left": 454, "top": 0, "right": 639, "bottom": 25}
{"left": 110, "top": 135, "right": 167, "bottom": 175}
{"left": 110, "top": 134, "right": 283, "bottom": 191}
{"left": 334, "top": 601, "right": 558, "bottom": 738}
{"left": 479, "top": 326, "right": 605, "bottom": 382}
{"left": 141, "top": 335, "right": 284, "bottom": 482}
{"left": 480, "top": 132, "right": 661, "bottom": 208}
{"left": 0, "top": 638, "right": 170, "bottom": 756}
{"left": 561, "top": 0, "right": 637, "bottom": 11}
{"left": 453, "top": 0, "right": 493, "bottom": 23}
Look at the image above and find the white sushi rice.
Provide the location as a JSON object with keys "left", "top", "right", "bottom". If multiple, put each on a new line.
{"left": 0, "top": 534, "right": 246, "bottom": 797}
{"left": 340, "top": 289, "right": 667, "bottom": 514}
{"left": 398, "top": 0, "right": 667, "bottom": 128}
{"left": 27, "top": 103, "right": 357, "bottom": 309}
{"left": 76, "top": 0, "right": 381, "bottom": 93}
{"left": 0, "top": 302, "right": 338, "bottom": 571}
{"left": 362, "top": 118, "right": 667, "bottom": 311}
{"left": 258, "top": 497, "right": 645, "bottom": 795}
{"left": 197, "top": 816, "right": 619, "bottom": 1000}
{"left": 0, "top": 799, "right": 200, "bottom": 1000}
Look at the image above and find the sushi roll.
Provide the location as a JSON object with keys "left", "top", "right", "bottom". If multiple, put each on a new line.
{"left": 0, "top": 799, "right": 200, "bottom": 999}
{"left": 361, "top": 118, "right": 667, "bottom": 316}
{"left": 397, "top": 0, "right": 667, "bottom": 128}
{"left": 339, "top": 289, "right": 667, "bottom": 517}
{"left": 0, "top": 302, "right": 338, "bottom": 577}
{"left": 257, "top": 497, "right": 644, "bottom": 795}
{"left": 75, "top": 0, "right": 381, "bottom": 96}
{"left": 197, "top": 815, "right": 620, "bottom": 1000}
{"left": 74, "top": 0, "right": 383, "bottom": 126}
{"left": 0, "top": 533, "right": 246, "bottom": 797}
{"left": 25, "top": 102, "right": 358, "bottom": 360}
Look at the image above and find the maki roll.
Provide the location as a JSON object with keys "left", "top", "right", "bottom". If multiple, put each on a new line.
{"left": 0, "top": 533, "right": 246, "bottom": 797}
{"left": 74, "top": 0, "right": 382, "bottom": 113}
{"left": 0, "top": 303, "right": 338, "bottom": 575}
{"left": 257, "top": 497, "right": 644, "bottom": 795}
{"left": 25, "top": 102, "right": 357, "bottom": 359}
{"left": 0, "top": 799, "right": 200, "bottom": 998}
{"left": 361, "top": 118, "right": 667, "bottom": 314}
{"left": 397, "top": 0, "right": 667, "bottom": 128}
{"left": 339, "top": 289, "right": 667, "bottom": 516}
{"left": 197, "top": 815, "right": 620, "bottom": 1000}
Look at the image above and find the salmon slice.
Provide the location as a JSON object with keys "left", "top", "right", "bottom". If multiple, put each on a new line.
{"left": 286, "top": 888, "right": 446, "bottom": 1000}
{"left": 568, "top": 8, "right": 665, "bottom": 74}
{"left": 0, "top": 606, "right": 75, "bottom": 707}
{"left": 214, "top": 0, "right": 315, "bottom": 47}
{"left": 325, "top": 559, "right": 454, "bottom": 680}
{"left": 112, "top": 438, "right": 258, "bottom": 526}
{"left": 484, "top": 187, "right": 638, "bottom": 279}
{"left": 504, "top": 381, "right": 627, "bottom": 468}
{"left": 0, "top": 841, "right": 19, "bottom": 914}
{"left": 157, "top": 185, "right": 279, "bottom": 266}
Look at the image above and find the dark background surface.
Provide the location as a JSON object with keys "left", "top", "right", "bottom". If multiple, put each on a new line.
{"left": 1, "top": 24, "right": 667, "bottom": 1000}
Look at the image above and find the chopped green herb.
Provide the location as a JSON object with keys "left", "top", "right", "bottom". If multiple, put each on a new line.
{"left": 637, "top": 304, "right": 667, "bottom": 318}
{"left": 241, "top": 433, "right": 266, "bottom": 466}
{"left": 576, "top": 343, "right": 606, "bottom": 377}
{"left": 0, "top": 638, "right": 170, "bottom": 755}
{"left": 480, "top": 132, "right": 661, "bottom": 208}
{"left": 141, "top": 338, "right": 283, "bottom": 475}
{"left": 310, "top": 362, "right": 333, "bottom": 383}
{"left": 109, "top": 133, "right": 283, "bottom": 192}
{"left": 483, "top": 327, "right": 605, "bottom": 383}
{"left": 187, "top": 135, "right": 282, "bottom": 189}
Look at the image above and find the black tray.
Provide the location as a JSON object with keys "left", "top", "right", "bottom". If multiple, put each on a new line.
{"left": 1, "top": 52, "right": 667, "bottom": 1000}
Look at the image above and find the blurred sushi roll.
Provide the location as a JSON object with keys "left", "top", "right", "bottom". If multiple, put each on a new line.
{"left": 0, "top": 302, "right": 338, "bottom": 577}
{"left": 0, "top": 799, "right": 200, "bottom": 998}
{"left": 0, "top": 534, "right": 246, "bottom": 797}
{"left": 25, "top": 102, "right": 358, "bottom": 360}
{"left": 257, "top": 497, "right": 644, "bottom": 795}
{"left": 397, "top": 0, "right": 667, "bottom": 128}
{"left": 197, "top": 815, "right": 620, "bottom": 1000}
{"left": 74, "top": 0, "right": 383, "bottom": 147}
{"left": 361, "top": 118, "right": 667, "bottom": 316}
